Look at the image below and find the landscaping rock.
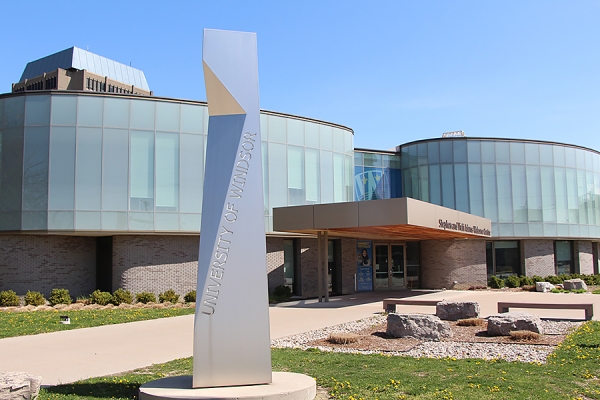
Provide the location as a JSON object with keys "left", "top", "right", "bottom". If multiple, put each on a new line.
{"left": 386, "top": 313, "right": 451, "bottom": 341}
{"left": 0, "top": 372, "right": 42, "bottom": 400}
{"left": 563, "top": 279, "right": 587, "bottom": 291}
{"left": 436, "top": 301, "right": 480, "bottom": 321}
{"left": 487, "top": 312, "right": 542, "bottom": 336}
{"left": 536, "top": 282, "right": 555, "bottom": 293}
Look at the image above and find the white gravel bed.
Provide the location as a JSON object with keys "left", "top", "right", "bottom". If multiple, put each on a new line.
{"left": 271, "top": 314, "right": 582, "bottom": 364}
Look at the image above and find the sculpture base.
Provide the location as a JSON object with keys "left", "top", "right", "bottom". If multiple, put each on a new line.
{"left": 139, "top": 372, "right": 316, "bottom": 400}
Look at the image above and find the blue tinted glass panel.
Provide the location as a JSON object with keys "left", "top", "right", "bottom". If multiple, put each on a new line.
{"left": 390, "top": 168, "right": 402, "bottom": 198}
{"left": 585, "top": 150, "right": 594, "bottom": 171}
{"left": 288, "top": 146, "right": 304, "bottom": 205}
{"left": 539, "top": 145, "right": 553, "bottom": 166}
{"left": 541, "top": 166, "right": 556, "bottom": 222}
{"left": 453, "top": 140, "right": 467, "bottom": 163}
{"left": 566, "top": 168, "right": 579, "bottom": 223}
{"left": 565, "top": 147, "right": 576, "bottom": 168}
{"left": 553, "top": 146, "right": 565, "bottom": 167}
{"left": 467, "top": 140, "right": 481, "bottom": 163}
{"left": 427, "top": 141, "right": 439, "bottom": 164}
{"left": 155, "top": 213, "right": 179, "bottom": 231}
{"left": 23, "top": 127, "right": 49, "bottom": 211}
{"left": 0, "top": 128, "right": 24, "bottom": 216}
{"left": 262, "top": 142, "right": 269, "bottom": 214}
{"left": 363, "top": 153, "right": 382, "bottom": 167}
{"left": 354, "top": 166, "right": 363, "bottom": 201}
{"left": 439, "top": 141, "right": 453, "bottom": 163}
{"left": 75, "top": 211, "right": 101, "bottom": 230}
{"left": 269, "top": 143, "right": 288, "bottom": 208}
{"left": 526, "top": 165, "right": 542, "bottom": 221}
{"left": 180, "top": 213, "right": 201, "bottom": 232}
{"left": 576, "top": 149, "right": 586, "bottom": 170}
{"left": 482, "top": 164, "right": 498, "bottom": 221}
{"left": 496, "top": 164, "right": 512, "bottom": 222}
{"left": 586, "top": 170, "right": 595, "bottom": 225}
{"left": 129, "top": 212, "right": 154, "bottom": 230}
{"left": 429, "top": 164, "right": 441, "bottom": 205}
{"left": 287, "top": 119, "right": 304, "bottom": 147}
{"left": 319, "top": 125, "right": 333, "bottom": 151}
{"left": 51, "top": 95, "right": 77, "bottom": 125}
{"left": 364, "top": 167, "right": 383, "bottom": 200}
{"left": 554, "top": 168, "right": 568, "bottom": 223}
{"left": 25, "top": 95, "right": 50, "bottom": 126}
{"left": 77, "top": 96, "right": 103, "bottom": 127}
{"left": 410, "top": 167, "right": 419, "bottom": 200}
{"left": 49, "top": 127, "right": 75, "bottom": 210}
{"left": 454, "top": 163, "right": 468, "bottom": 212}
{"left": 320, "top": 151, "right": 333, "bottom": 203}
{"left": 180, "top": 134, "right": 204, "bottom": 213}
{"left": 306, "top": 148, "right": 320, "bottom": 203}
{"left": 417, "top": 143, "right": 427, "bottom": 165}
{"left": 333, "top": 153, "right": 344, "bottom": 202}
{"left": 305, "top": 122, "right": 319, "bottom": 148}
{"left": 403, "top": 169, "right": 412, "bottom": 198}
{"left": 354, "top": 152, "right": 363, "bottom": 166}
{"left": 268, "top": 115, "right": 287, "bottom": 143}
{"left": 130, "top": 131, "right": 154, "bottom": 211}
{"left": 510, "top": 142, "right": 525, "bottom": 164}
{"left": 495, "top": 142, "right": 510, "bottom": 163}
{"left": 408, "top": 145, "right": 417, "bottom": 167}
{"left": 103, "top": 129, "right": 129, "bottom": 211}
{"left": 130, "top": 100, "right": 155, "bottom": 130}
{"left": 48, "top": 211, "right": 74, "bottom": 230}
{"left": 577, "top": 170, "right": 587, "bottom": 224}
{"left": 3, "top": 96, "right": 25, "bottom": 128}
{"left": 418, "top": 165, "right": 429, "bottom": 202}
{"left": 156, "top": 102, "right": 180, "bottom": 132}
{"left": 181, "top": 104, "right": 204, "bottom": 134}
{"left": 468, "top": 164, "right": 483, "bottom": 217}
{"left": 441, "top": 164, "right": 455, "bottom": 209}
{"left": 76, "top": 128, "right": 102, "bottom": 210}
{"left": 481, "top": 141, "right": 495, "bottom": 162}
{"left": 525, "top": 143, "right": 540, "bottom": 165}
{"left": 156, "top": 132, "right": 179, "bottom": 210}
{"left": 511, "top": 164, "right": 527, "bottom": 223}
{"left": 22, "top": 211, "right": 47, "bottom": 230}
{"left": 103, "top": 98, "right": 130, "bottom": 128}
{"left": 102, "top": 211, "right": 128, "bottom": 230}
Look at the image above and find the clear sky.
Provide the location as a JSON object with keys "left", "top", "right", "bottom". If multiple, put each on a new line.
{"left": 2, "top": 1, "right": 598, "bottom": 151}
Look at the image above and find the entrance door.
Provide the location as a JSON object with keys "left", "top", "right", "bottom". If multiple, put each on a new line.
{"left": 374, "top": 243, "right": 405, "bottom": 289}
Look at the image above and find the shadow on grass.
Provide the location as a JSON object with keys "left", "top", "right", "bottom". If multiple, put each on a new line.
{"left": 43, "top": 382, "right": 139, "bottom": 399}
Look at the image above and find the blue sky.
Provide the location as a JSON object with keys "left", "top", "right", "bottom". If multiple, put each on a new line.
{"left": 1, "top": 1, "right": 598, "bottom": 151}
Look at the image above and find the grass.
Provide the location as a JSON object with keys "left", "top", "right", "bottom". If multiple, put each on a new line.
{"left": 0, "top": 307, "right": 195, "bottom": 338}
{"left": 38, "top": 321, "right": 600, "bottom": 400}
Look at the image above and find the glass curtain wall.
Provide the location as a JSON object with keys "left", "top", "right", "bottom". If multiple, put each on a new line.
{"left": 399, "top": 139, "right": 600, "bottom": 238}
{"left": 354, "top": 151, "right": 402, "bottom": 201}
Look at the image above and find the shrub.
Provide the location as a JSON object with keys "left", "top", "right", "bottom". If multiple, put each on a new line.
{"left": 593, "top": 289, "right": 600, "bottom": 294}
{"left": 159, "top": 289, "right": 179, "bottom": 304}
{"left": 457, "top": 318, "right": 485, "bottom": 326}
{"left": 184, "top": 290, "right": 196, "bottom": 303}
{"left": 488, "top": 276, "right": 505, "bottom": 289}
{"left": 327, "top": 333, "right": 360, "bottom": 344}
{"left": 521, "top": 285, "right": 536, "bottom": 292}
{"left": 519, "top": 276, "right": 535, "bottom": 286}
{"left": 271, "top": 285, "right": 292, "bottom": 303}
{"left": 111, "top": 288, "right": 133, "bottom": 305}
{"left": 90, "top": 290, "right": 113, "bottom": 306}
{"left": 506, "top": 275, "right": 521, "bottom": 288}
{"left": 545, "top": 275, "right": 563, "bottom": 285}
{"left": 0, "top": 290, "right": 20, "bottom": 307}
{"left": 509, "top": 330, "right": 540, "bottom": 341}
{"left": 24, "top": 291, "right": 46, "bottom": 306}
{"left": 531, "top": 275, "right": 544, "bottom": 283}
{"left": 571, "top": 289, "right": 587, "bottom": 294}
{"left": 76, "top": 295, "right": 90, "bottom": 305}
{"left": 49, "top": 288, "right": 72, "bottom": 306}
{"left": 136, "top": 292, "right": 157, "bottom": 304}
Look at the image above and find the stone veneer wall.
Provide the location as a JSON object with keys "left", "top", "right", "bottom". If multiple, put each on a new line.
{"left": 576, "top": 241, "right": 594, "bottom": 275}
{"left": 523, "top": 240, "right": 555, "bottom": 277}
{"left": 0, "top": 234, "right": 95, "bottom": 297}
{"left": 420, "top": 240, "right": 487, "bottom": 289}
{"left": 266, "top": 236, "right": 285, "bottom": 293}
{"left": 340, "top": 238, "right": 358, "bottom": 294}
{"left": 112, "top": 235, "right": 198, "bottom": 297}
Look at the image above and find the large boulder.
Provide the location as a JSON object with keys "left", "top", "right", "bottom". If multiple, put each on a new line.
{"left": 487, "top": 312, "right": 542, "bottom": 336}
{"left": 563, "top": 279, "right": 588, "bottom": 291}
{"left": 436, "top": 301, "right": 480, "bottom": 321}
{"left": 0, "top": 372, "right": 42, "bottom": 400}
{"left": 536, "top": 282, "right": 556, "bottom": 293}
{"left": 386, "top": 313, "right": 451, "bottom": 341}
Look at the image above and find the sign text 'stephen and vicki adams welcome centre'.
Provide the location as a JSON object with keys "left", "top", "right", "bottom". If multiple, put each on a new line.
{"left": 193, "top": 29, "right": 271, "bottom": 389}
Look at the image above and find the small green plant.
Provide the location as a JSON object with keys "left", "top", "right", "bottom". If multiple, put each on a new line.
{"left": 551, "top": 288, "right": 563, "bottom": 293}
{"left": 519, "top": 275, "right": 535, "bottom": 286}
{"left": 271, "top": 285, "right": 292, "bottom": 303}
{"left": 457, "top": 318, "right": 485, "bottom": 326}
{"left": 593, "top": 289, "right": 600, "bottom": 294}
{"left": 24, "top": 291, "right": 46, "bottom": 306}
{"left": 506, "top": 275, "right": 521, "bottom": 288}
{"left": 136, "top": 292, "right": 157, "bottom": 304}
{"left": 531, "top": 275, "right": 544, "bottom": 283}
{"left": 327, "top": 332, "right": 360, "bottom": 344}
{"left": 111, "top": 288, "right": 133, "bottom": 305}
{"left": 76, "top": 295, "right": 90, "bottom": 305}
{"left": 571, "top": 289, "right": 587, "bottom": 294}
{"left": 159, "top": 289, "right": 179, "bottom": 304}
{"left": 90, "top": 290, "right": 113, "bottom": 306}
{"left": 545, "top": 275, "right": 563, "bottom": 285}
{"left": 0, "top": 290, "right": 20, "bottom": 307}
{"left": 184, "top": 290, "right": 196, "bottom": 303}
{"left": 49, "top": 288, "right": 72, "bottom": 306}
{"left": 488, "top": 276, "right": 505, "bottom": 289}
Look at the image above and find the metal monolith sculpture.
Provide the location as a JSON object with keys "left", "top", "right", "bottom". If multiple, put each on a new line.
{"left": 193, "top": 29, "right": 271, "bottom": 388}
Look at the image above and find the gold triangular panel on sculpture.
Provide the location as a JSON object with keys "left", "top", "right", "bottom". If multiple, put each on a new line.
{"left": 202, "top": 61, "right": 246, "bottom": 116}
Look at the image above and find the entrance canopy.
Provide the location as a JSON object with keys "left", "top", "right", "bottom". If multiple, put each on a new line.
{"left": 273, "top": 197, "right": 492, "bottom": 240}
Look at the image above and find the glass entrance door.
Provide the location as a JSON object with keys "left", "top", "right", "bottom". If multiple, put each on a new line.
{"left": 374, "top": 243, "right": 405, "bottom": 289}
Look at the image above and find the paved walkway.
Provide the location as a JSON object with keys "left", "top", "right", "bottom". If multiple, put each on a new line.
{"left": 0, "top": 290, "right": 598, "bottom": 385}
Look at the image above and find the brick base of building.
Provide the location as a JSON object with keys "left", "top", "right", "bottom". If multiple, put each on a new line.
{"left": 420, "top": 240, "right": 487, "bottom": 289}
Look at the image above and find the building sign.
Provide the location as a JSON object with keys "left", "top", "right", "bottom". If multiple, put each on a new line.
{"left": 442, "top": 130, "right": 465, "bottom": 137}
{"left": 356, "top": 241, "right": 373, "bottom": 291}
{"left": 438, "top": 219, "right": 491, "bottom": 237}
{"left": 194, "top": 29, "right": 271, "bottom": 388}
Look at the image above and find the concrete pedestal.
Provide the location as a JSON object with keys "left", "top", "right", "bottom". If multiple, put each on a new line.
{"left": 139, "top": 372, "right": 316, "bottom": 400}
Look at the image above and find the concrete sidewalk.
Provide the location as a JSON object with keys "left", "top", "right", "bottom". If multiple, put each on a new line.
{"left": 0, "top": 290, "right": 597, "bottom": 385}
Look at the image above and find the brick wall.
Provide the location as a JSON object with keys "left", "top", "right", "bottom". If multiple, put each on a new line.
{"left": 266, "top": 237, "right": 285, "bottom": 293}
{"left": 0, "top": 234, "right": 95, "bottom": 297}
{"left": 299, "top": 237, "right": 318, "bottom": 297}
{"left": 112, "top": 235, "right": 198, "bottom": 297}
{"left": 420, "top": 240, "right": 487, "bottom": 289}
{"left": 340, "top": 238, "right": 358, "bottom": 294}
{"left": 576, "top": 241, "right": 594, "bottom": 275}
{"left": 523, "top": 240, "right": 555, "bottom": 277}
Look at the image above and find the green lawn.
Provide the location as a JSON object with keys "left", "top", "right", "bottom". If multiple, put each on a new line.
{"left": 39, "top": 321, "right": 600, "bottom": 400}
{"left": 0, "top": 307, "right": 195, "bottom": 338}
